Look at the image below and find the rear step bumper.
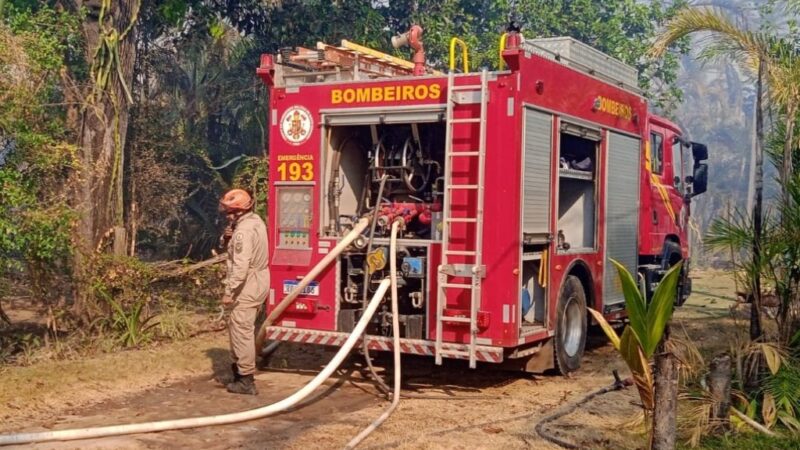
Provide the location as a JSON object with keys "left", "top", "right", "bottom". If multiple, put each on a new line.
{"left": 264, "top": 326, "right": 504, "bottom": 364}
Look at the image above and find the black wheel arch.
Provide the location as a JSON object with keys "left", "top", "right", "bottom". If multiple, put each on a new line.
{"left": 560, "top": 259, "right": 595, "bottom": 311}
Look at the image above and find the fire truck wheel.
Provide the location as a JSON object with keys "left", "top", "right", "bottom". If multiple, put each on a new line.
{"left": 663, "top": 241, "right": 686, "bottom": 305}
{"left": 554, "top": 275, "right": 587, "bottom": 374}
{"left": 663, "top": 241, "right": 683, "bottom": 269}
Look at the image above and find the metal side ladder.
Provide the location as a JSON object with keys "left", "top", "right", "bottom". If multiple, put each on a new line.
{"left": 435, "top": 69, "right": 489, "bottom": 369}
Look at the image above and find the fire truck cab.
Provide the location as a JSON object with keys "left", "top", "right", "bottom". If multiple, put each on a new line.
{"left": 256, "top": 30, "right": 708, "bottom": 373}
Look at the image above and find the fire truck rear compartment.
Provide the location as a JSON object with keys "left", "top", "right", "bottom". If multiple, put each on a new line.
{"left": 324, "top": 121, "right": 446, "bottom": 339}
{"left": 323, "top": 122, "right": 445, "bottom": 240}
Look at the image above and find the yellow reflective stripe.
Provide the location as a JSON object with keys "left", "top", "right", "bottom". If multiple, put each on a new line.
{"left": 651, "top": 173, "right": 677, "bottom": 223}
{"left": 644, "top": 141, "right": 677, "bottom": 224}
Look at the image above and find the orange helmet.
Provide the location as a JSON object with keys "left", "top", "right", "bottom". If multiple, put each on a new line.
{"left": 219, "top": 189, "right": 254, "bottom": 212}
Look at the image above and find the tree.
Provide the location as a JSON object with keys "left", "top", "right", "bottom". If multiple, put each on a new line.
{"left": 68, "top": 0, "right": 140, "bottom": 250}
{"left": 651, "top": 6, "right": 779, "bottom": 340}
{"left": 1, "top": 4, "right": 82, "bottom": 325}
{"left": 590, "top": 260, "right": 683, "bottom": 449}
{"left": 769, "top": 47, "right": 800, "bottom": 199}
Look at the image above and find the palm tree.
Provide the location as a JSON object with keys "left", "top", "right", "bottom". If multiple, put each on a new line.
{"left": 650, "top": 6, "right": 776, "bottom": 340}
{"left": 769, "top": 49, "right": 800, "bottom": 190}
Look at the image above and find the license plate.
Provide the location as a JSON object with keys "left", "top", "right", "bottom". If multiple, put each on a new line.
{"left": 283, "top": 280, "right": 320, "bottom": 296}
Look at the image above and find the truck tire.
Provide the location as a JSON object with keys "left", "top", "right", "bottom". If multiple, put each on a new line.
{"left": 554, "top": 275, "right": 588, "bottom": 374}
{"left": 663, "top": 240, "right": 688, "bottom": 305}
{"left": 662, "top": 241, "right": 682, "bottom": 269}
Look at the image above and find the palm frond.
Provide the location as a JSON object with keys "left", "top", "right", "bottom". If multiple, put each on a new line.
{"left": 705, "top": 208, "right": 753, "bottom": 252}
{"left": 677, "top": 390, "right": 714, "bottom": 447}
{"left": 787, "top": 0, "right": 800, "bottom": 15}
{"left": 762, "top": 363, "right": 800, "bottom": 416}
{"left": 668, "top": 325, "right": 706, "bottom": 383}
{"left": 650, "top": 7, "right": 771, "bottom": 75}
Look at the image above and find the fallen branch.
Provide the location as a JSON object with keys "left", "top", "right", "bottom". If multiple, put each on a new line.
{"left": 730, "top": 407, "right": 778, "bottom": 437}
{"left": 151, "top": 254, "right": 226, "bottom": 281}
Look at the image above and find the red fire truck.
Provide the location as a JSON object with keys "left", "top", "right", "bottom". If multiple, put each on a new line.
{"left": 256, "top": 27, "right": 708, "bottom": 373}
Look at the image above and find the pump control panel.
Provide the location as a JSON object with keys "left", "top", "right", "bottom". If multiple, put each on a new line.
{"left": 277, "top": 185, "right": 313, "bottom": 249}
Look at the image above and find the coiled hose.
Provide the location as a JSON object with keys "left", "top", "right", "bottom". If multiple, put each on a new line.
{"left": 534, "top": 371, "right": 631, "bottom": 449}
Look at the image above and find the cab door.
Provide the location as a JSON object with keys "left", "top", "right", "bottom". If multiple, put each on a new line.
{"left": 646, "top": 124, "right": 672, "bottom": 252}
{"left": 666, "top": 132, "right": 687, "bottom": 233}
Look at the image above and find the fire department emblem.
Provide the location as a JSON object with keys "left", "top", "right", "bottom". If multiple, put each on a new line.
{"left": 280, "top": 106, "right": 313, "bottom": 146}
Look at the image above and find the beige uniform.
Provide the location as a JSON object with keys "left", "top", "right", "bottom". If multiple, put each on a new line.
{"left": 225, "top": 212, "right": 270, "bottom": 376}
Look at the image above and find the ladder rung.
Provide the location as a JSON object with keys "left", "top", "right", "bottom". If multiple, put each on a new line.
{"left": 446, "top": 184, "right": 479, "bottom": 190}
{"left": 451, "top": 84, "right": 482, "bottom": 91}
{"left": 450, "top": 118, "right": 481, "bottom": 124}
{"left": 449, "top": 151, "right": 480, "bottom": 157}
{"left": 441, "top": 282, "right": 472, "bottom": 289}
{"left": 445, "top": 250, "right": 477, "bottom": 256}
{"left": 441, "top": 316, "right": 471, "bottom": 324}
{"left": 444, "top": 218, "right": 477, "bottom": 223}
{"left": 439, "top": 264, "right": 484, "bottom": 277}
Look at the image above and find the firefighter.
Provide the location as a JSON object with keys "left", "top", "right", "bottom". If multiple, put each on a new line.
{"left": 219, "top": 188, "right": 270, "bottom": 395}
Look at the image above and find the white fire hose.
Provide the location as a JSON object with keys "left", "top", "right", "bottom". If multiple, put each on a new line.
{"left": 345, "top": 219, "right": 403, "bottom": 449}
{"left": 0, "top": 218, "right": 388, "bottom": 447}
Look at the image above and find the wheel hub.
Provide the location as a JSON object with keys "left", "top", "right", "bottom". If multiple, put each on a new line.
{"left": 561, "top": 295, "right": 583, "bottom": 357}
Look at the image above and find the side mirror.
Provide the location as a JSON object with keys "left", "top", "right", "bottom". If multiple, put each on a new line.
{"left": 691, "top": 142, "right": 708, "bottom": 161}
{"left": 691, "top": 163, "right": 708, "bottom": 197}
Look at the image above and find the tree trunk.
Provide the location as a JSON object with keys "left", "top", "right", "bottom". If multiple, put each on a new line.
{"left": 746, "top": 86, "right": 757, "bottom": 218}
{"left": 750, "top": 57, "right": 765, "bottom": 341}
{"left": 70, "top": 0, "right": 139, "bottom": 315}
{"left": 708, "top": 354, "right": 732, "bottom": 431}
{"left": 74, "top": 0, "right": 138, "bottom": 249}
{"left": 782, "top": 105, "right": 796, "bottom": 191}
{"left": 778, "top": 106, "right": 796, "bottom": 344}
{"left": 652, "top": 350, "right": 678, "bottom": 450}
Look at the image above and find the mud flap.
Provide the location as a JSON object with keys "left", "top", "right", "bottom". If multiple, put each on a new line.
{"left": 500, "top": 339, "right": 555, "bottom": 373}
{"left": 524, "top": 339, "right": 555, "bottom": 373}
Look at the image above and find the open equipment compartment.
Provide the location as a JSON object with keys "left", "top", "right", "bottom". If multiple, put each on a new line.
{"left": 556, "top": 123, "right": 600, "bottom": 252}
{"left": 322, "top": 122, "right": 446, "bottom": 240}
{"left": 321, "top": 120, "right": 446, "bottom": 338}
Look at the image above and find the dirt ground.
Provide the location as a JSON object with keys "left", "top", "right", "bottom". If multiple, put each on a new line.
{"left": 0, "top": 270, "right": 742, "bottom": 449}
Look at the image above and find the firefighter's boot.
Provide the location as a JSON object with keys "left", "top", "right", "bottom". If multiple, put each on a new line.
{"left": 226, "top": 374, "right": 258, "bottom": 395}
{"left": 217, "top": 363, "right": 241, "bottom": 384}
{"left": 231, "top": 363, "right": 242, "bottom": 382}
